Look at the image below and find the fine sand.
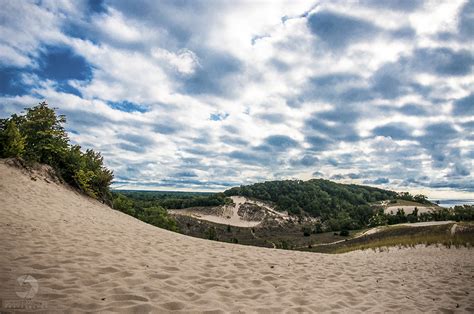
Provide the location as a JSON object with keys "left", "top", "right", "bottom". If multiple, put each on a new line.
{"left": 385, "top": 205, "right": 435, "bottom": 215}
{"left": 169, "top": 196, "right": 262, "bottom": 227}
{"left": 169, "top": 196, "right": 290, "bottom": 228}
{"left": 0, "top": 160, "right": 473, "bottom": 313}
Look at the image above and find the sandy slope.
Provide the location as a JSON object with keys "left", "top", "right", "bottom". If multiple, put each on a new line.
{"left": 385, "top": 205, "right": 435, "bottom": 215}
{"left": 0, "top": 160, "right": 473, "bottom": 313}
{"left": 169, "top": 196, "right": 290, "bottom": 228}
{"left": 169, "top": 196, "right": 262, "bottom": 227}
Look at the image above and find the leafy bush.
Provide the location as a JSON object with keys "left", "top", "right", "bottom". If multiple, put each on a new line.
{"left": 138, "top": 206, "right": 179, "bottom": 232}
{"left": 313, "top": 222, "right": 324, "bottom": 233}
{"left": 111, "top": 193, "right": 178, "bottom": 231}
{"left": 302, "top": 226, "right": 311, "bottom": 237}
{"left": 1, "top": 120, "right": 25, "bottom": 157}
{"left": 206, "top": 227, "right": 218, "bottom": 240}
{"left": 339, "top": 229, "right": 349, "bottom": 236}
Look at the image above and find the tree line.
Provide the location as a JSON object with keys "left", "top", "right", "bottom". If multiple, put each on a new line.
{"left": 113, "top": 193, "right": 179, "bottom": 232}
{"left": 369, "top": 205, "right": 474, "bottom": 227}
{"left": 113, "top": 190, "right": 230, "bottom": 209}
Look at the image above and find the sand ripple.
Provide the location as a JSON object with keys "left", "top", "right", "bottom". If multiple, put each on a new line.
{"left": 0, "top": 161, "right": 473, "bottom": 312}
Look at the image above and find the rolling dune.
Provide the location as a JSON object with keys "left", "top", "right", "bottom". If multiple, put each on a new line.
{"left": 0, "top": 160, "right": 473, "bottom": 313}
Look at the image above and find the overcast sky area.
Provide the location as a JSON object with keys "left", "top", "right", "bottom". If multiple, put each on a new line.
{"left": 0, "top": 0, "right": 473, "bottom": 198}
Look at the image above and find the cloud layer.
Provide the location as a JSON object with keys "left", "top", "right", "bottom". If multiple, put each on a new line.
{"left": 0, "top": 0, "right": 473, "bottom": 196}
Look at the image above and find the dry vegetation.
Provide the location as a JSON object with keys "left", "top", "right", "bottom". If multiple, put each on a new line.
{"left": 306, "top": 222, "right": 474, "bottom": 254}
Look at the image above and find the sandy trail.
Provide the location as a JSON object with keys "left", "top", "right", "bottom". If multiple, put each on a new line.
{"left": 360, "top": 221, "right": 456, "bottom": 237}
{"left": 399, "top": 221, "right": 455, "bottom": 227}
{"left": 0, "top": 160, "right": 473, "bottom": 313}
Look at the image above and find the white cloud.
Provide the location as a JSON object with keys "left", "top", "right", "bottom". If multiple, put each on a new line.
{"left": 0, "top": 0, "right": 473, "bottom": 194}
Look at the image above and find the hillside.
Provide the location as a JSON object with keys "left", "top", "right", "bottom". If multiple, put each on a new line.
{"left": 117, "top": 180, "right": 472, "bottom": 248}
{"left": 225, "top": 180, "right": 398, "bottom": 217}
{"left": 223, "top": 179, "right": 407, "bottom": 232}
{"left": 1, "top": 160, "right": 474, "bottom": 312}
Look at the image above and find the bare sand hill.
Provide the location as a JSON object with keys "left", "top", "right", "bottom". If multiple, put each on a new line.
{"left": 169, "top": 196, "right": 262, "bottom": 227}
{"left": 385, "top": 205, "right": 435, "bottom": 215}
{"left": 169, "top": 196, "right": 290, "bottom": 228}
{"left": 0, "top": 160, "right": 473, "bottom": 313}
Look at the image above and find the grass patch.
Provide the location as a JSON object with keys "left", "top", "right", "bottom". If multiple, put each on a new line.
{"left": 306, "top": 222, "right": 474, "bottom": 254}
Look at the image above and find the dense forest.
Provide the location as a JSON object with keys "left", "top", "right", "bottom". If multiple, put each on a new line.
{"left": 113, "top": 190, "right": 230, "bottom": 209}
{"left": 223, "top": 180, "right": 473, "bottom": 232}
{"left": 224, "top": 180, "right": 432, "bottom": 231}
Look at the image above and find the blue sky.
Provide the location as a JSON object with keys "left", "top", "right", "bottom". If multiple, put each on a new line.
{"left": 0, "top": 0, "right": 473, "bottom": 198}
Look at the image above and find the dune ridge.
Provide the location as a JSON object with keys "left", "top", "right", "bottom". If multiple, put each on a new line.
{"left": 0, "top": 160, "right": 473, "bottom": 313}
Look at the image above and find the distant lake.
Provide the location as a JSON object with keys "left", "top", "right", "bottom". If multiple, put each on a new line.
{"left": 430, "top": 199, "right": 474, "bottom": 208}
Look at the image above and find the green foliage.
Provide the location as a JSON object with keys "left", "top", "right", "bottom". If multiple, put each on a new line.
{"left": 20, "top": 102, "right": 69, "bottom": 165}
{"left": 113, "top": 194, "right": 136, "bottom": 216}
{"left": 276, "top": 240, "right": 290, "bottom": 250}
{"left": 339, "top": 229, "right": 349, "bottom": 236}
{"left": 206, "top": 226, "right": 218, "bottom": 240}
{"left": 313, "top": 222, "right": 324, "bottom": 233}
{"left": 0, "top": 120, "right": 25, "bottom": 158}
{"left": 302, "top": 226, "right": 311, "bottom": 237}
{"left": 111, "top": 193, "right": 178, "bottom": 232}
{"left": 407, "top": 208, "right": 419, "bottom": 223}
{"left": 314, "top": 223, "right": 474, "bottom": 254}
{"left": 370, "top": 205, "right": 473, "bottom": 227}
{"left": 396, "top": 192, "right": 432, "bottom": 205}
{"left": 225, "top": 179, "right": 395, "bottom": 217}
{"left": 74, "top": 169, "right": 97, "bottom": 197}
{"left": 0, "top": 102, "right": 113, "bottom": 203}
{"left": 452, "top": 205, "right": 474, "bottom": 221}
{"left": 368, "top": 209, "right": 389, "bottom": 227}
{"left": 112, "top": 190, "right": 230, "bottom": 209}
{"left": 225, "top": 179, "right": 397, "bottom": 231}
{"left": 138, "top": 206, "right": 179, "bottom": 232}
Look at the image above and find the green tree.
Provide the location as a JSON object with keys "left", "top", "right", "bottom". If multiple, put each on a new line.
{"left": 1, "top": 102, "right": 114, "bottom": 204}
{"left": 74, "top": 169, "right": 97, "bottom": 197}
{"left": 139, "top": 206, "right": 179, "bottom": 232}
{"left": 368, "top": 210, "right": 388, "bottom": 227}
{"left": 314, "top": 222, "right": 323, "bottom": 233}
{"left": 20, "top": 102, "right": 69, "bottom": 165}
{"left": 81, "top": 149, "right": 114, "bottom": 203}
{"left": 113, "top": 194, "right": 135, "bottom": 216}
{"left": 1, "top": 120, "right": 25, "bottom": 158}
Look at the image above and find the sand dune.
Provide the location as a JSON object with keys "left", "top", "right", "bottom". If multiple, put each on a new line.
{"left": 1, "top": 160, "right": 473, "bottom": 313}
{"left": 169, "top": 196, "right": 290, "bottom": 228}
{"left": 385, "top": 205, "right": 435, "bottom": 215}
{"left": 169, "top": 196, "right": 262, "bottom": 227}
